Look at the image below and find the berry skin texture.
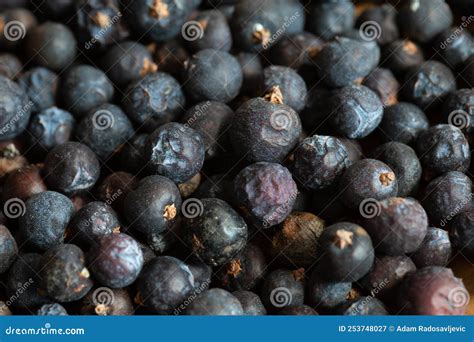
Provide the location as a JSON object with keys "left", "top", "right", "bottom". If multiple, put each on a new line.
{"left": 293, "top": 135, "right": 351, "bottom": 190}
{"left": 185, "top": 288, "right": 243, "bottom": 316}
{"left": 339, "top": 297, "right": 388, "bottom": 315}
{"left": 398, "top": 0, "right": 453, "bottom": 43}
{"left": 362, "top": 68, "right": 399, "bottom": 107}
{"left": 0, "top": 225, "right": 17, "bottom": 274}
{"left": 262, "top": 66, "right": 307, "bottom": 112}
{"left": 315, "top": 37, "right": 379, "bottom": 88}
{"left": 402, "top": 61, "right": 456, "bottom": 108}
{"left": 278, "top": 305, "right": 318, "bottom": 316}
{"left": 374, "top": 142, "right": 422, "bottom": 197}
{"left": 61, "top": 65, "right": 114, "bottom": 117}
{"left": 308, "top": 270, "right": 352, "bottom": 311}
{"left": 378, "top": 102, "right": 429, "bottom": 144}
{"left": 68, "top": 201, "right": 121, "bottom": 247}
{"left": 124, "top": 175, "right": 182, "bottom": 235}
{"left": 0, "top": 76, "right": 32, "bottom": 141}
{"left": 442, "top": 88, "right": 474, "bottom": 133}
{"left": 123, "top": 72, "right": 185, "bottom": 131}
{"left": 38, "top": 303, "right": 68, "bottom": 316}
{"left": 449, "top": 210, "right": 474, "bottom": 260}
{"left": 146, "top": 122, "right": 205, "bottom": 183}
{"left": 18, "top": 67, "right": 58, "bottom": 112}
{"left": 434, "top": 28, "right": 474, "bottom": 67}
{"left": 19, "top": 191, "right": 75, "bottom": 251}
{"left": 136, "top": 256, "right": 195, "bottom": 314}
{"left": 44, "top": 142, "right": 101, "bottom": 196}
{"left": 423, "top": 171, "right": 472, "bottom": 226}
{"left": 89, "top": 233, "right": 144, "bottom": 288}
{"left": 183, "top": 198, "right": 248, "bottom": 266}
{"left": 184, "top": 49, "right": 243, "bottom": 103}
{"left": 230, "top": 97, "right": 302, "bottom": 163}
{"left": 398, "top": 266, "right": 468, "bottom": 315}
{"left": 270, "top": 212, "right": 325, "bottom": 268}
{"left": 234, "top": 162, "right": 298, "bottom": 228}
{"left": 40, "top": 244, "right": 93, "bottom": 302}
{"left": 411, "top": 227, "right": 452, "bottom": 267}
{"left": 2, "top": 164, "right": 47, "bottom": 203}
{"left": 260, "top": 269, "right": 305, "bottom": 312}
{"left": 381, "top": 40, "right": 424, "bottom": 74}
{"left": 96, "top": 171, "right": 136, "bottom": 213}
{"left": 308, "top": 0, "right": 354, "bottom": 40}
{"left": 24, "top": 22, "right": 77, "bottom": 71}
{"left": 233, "top": 290, "right": 267, "bottom": 315}
{"left": 237, "top": 52, "right": 263, "bottom": 96}
{"left": 76, "top": 103, "right": 134, "bottom": 160}
{"left": 0, "top": 53, "right": 22, "bottom": 80}
{"left": 363, "top": 197, "right": 428, "bottom": 255}
{"left": 339, "top": 159, "right": 398, "bottom": 211}
{"left": 27, "top": 107, "right": 75, "bottom": 153}
{"left": 318, "top": 222, "right": 374, "bottom": 282}
{"left": 327, "top": 85, "right": 384, "bottom": 139}
{"left": 416, "top": 124, "right": 470, "bottom": 177}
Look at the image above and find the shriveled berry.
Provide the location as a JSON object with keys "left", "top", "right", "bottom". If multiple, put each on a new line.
{"left": 412, "top": 227, "right": 452, "bottom": 267}
{"left": 18, "top": 67, "right": 58, "bottom": 112}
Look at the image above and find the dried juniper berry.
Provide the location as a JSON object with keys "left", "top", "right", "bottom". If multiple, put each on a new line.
{"left": 424, "top": 171, "right": 473, "bottom": 226}
{"left": 124, "top": 175, "right": 181, "bottom": 235}
{"left": 89, "top": 233, "right": 144, "bottom": 288}
{"left": 0, "top": 53, "right": 21, "bottom": 79}
{"left": 0, "top": 225, "right": 17, "bottom": 274}
{"left": 318, "top": 222, "right": 374, "bottom": 282}
{"left": 339, "top": 297, "right": 388, "bottom": 315}
{"left": 233, "top": 290, "right": 267, "bottom": 315}
{"left": 185, "top": 288, "right": 243, "bottom": 315}
{"left": 44, "top": 142, "right": 100, "bottom": 195}
{"left": 40, "top": 244, "right": 93, "bottom": 302}
{"left": 183, "top": 198, "right": 247, "bottom": 266}
{"left": 27, "top": 107, "right": 75, "bottom": 154}
{"left": 326, "top": 85, "right": 384, "bottom": 139}
{"left": 398, "top": 0, "right": 453, "bottom": 43}
{"left": 127, "top": 0, "right": 196, "bottom": 42}
{"left": 152, "top": 39, "right": 189, "bottom": 79}
{"left": 234, "top": 162, "right": 297, "bottom": 228}
{"left": 136, "top": 256, "right": 195, "bottom": 314}
{"left": 398, "top": 266, "right": 468, "bottom": 314}
{"left": 270, "top": 212, "right": 325, "bottom": 268}
{"left": 378, "top": 102, "right": 429, "bottom": 144}
{"left": 76, "top": 103, "right": 134, "bottom": 160}
{"left": 75, "top": 0, "right": 129, "bottom": 50}
{"left": 442, "top": 88, "right": 474, "bottom": 132}
{"left": 292, "top": 135, "right": 351, "bottom": 190}
{"left": 411, "top": 227, "right": 452, "bottom": 267}
{"left": 362, "top": 197, "right": 428, "bottom": 255}
{"left": 2, "top": 164, "right": 47, "bottom": 202}
{"left": 260, "top": 268, "right": 305, "bottom": 312}
{"left": 6, "top": 254, "right": 50, "bottom": 308}
{"left": 416, "top": 124, "right": 470, "bottom": 177}
{"left": 18, "top": 67, "right": 58, "bottom": 112}
{"left": 187, "top": 259, "right": 212, "bottom": 291}
{"left": 339, "top": 159, "right": 398, "bottom": 211}
{"left": 279, "top": 305, "right": 318, "bottom": 315}
{"left": 401, "top": 61, "right": 456, "bottom": 108}
{"left": 96, "top": 171, "right": 136, "bottom": 212}
{"left": 434, "top": 28, "right": 474, "bottom": 67}
{"left": 146, "top": 122, "right": 205, "bottom": 183}
{"left": 381, "top": 39, "right": 424, "bottom": 74}
{"left": 81, "top": 288, "right": 133, "bottom": 316}
{"left": 360, "top": 255, "right": 416, "bottom": 300}
{"left": 261, "top": 66, "right": 307, "bottom": 112}
{"left": 231, "top": 0, "right": 304, "bottom": 52}
{"left": 123, "top": 72, "right": 185, "bottom": 131}
{"left": 230, "top": 97, "right": 302, "bottom": 163}
{"left": 24, "top": 22, "right": 77, "bottom": 71}
{"left": 308, "top": 0, "right": 354, "bottom": 40}
{"left": 37, "top": 303, "right": 68, "bottom": 316}
{"left": 68, "top": 201, "right": 120, "bottom": 247}
{"left": 184, "top": 49, "right": 242, "bottom": 103}
{"left": 315, "top": 37, "right": 379, "bottom": 88}
{"left": 0, "top": 8, "right": 37, "bottom": 50}
{"left": 19, "top": 191, "right": 75, "bottom": 251}
{"left": 236, "top": 52, "right": 263, "bottom": 96}
{"left": 185, "top": 10, "right": 232, "bottom": 52}
{"left": 374, "top": 142, "right": 422, "bottom": 197}
{"left": 362, "top": 68, "right": 399, "bottom": 106}
{"left": 0, "top": 76, "right": 32, "bottom": 141}
{"left": 119, "top": 133, "right": 148, "bottom": 174}
{"left": 308, "top": 270, "right": 352, "bottom": 311}
{"left": 449, "top": 210, "right": 474, "bottom": 260}
{"left": 357, "top": 4, "right": 399, "bottom": 45}
{"left": 101, "top": 41, "right": 157, "bottom": 88}
{"left": 181, "top": 101, "right": 233, "bottom": 160}
{"left": 61, "top": 65, "right": 114, "bottom": 117}
{"left": 178, "top": 173, "right": 201, "bottom": 198}
{"left": 216, "top": 243, "right": 266, "bottom": 291}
